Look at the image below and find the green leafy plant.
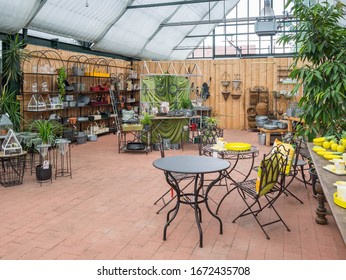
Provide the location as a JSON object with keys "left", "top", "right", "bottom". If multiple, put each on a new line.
{"left": 28, "top": 119, "right": 63, "bottom": 145}
{"left": 0, "top": 34, "right": 28, "bottom": 131}
{"left": 205, "top": 116, "right": 220, "bottom": 127}
{"left": 140, "top": 113, "right": 154, "bottom": 126}
{"left": 278, "top": 0, "right": 346, "bottom": 140}
{"left": 57, "top": 67, "right": 67, "bottom": 101}
{"left": 180, "top": 96, "right": 193, "bottom": 109}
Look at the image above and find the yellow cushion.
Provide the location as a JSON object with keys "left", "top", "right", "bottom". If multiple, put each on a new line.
{"left": 272, "top": 139, "right": 294, "bottom": 175}
{"left": 255, "top": 155, "right": 279, "bottom": 195}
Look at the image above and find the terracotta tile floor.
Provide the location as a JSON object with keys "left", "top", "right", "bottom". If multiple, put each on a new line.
{"left": 0, "top": 129, "right": 345, "bottom": 260}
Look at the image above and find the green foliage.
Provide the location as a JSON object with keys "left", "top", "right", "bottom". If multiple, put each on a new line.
{"left": 278, "top": 0, "right": 346, "bottom": 140}
{"left": 180, "top": 96, "right": 193, "bottom": 109}
{"left": 140, "top": 113, "right": 154, "bottom": 126}
{"left": 0, "top": 34, "right": 28, "bottom": 131}
{"left": 28, "top": 119, "right": 63, "bottom": 144}
{"left": 205, "top": 116, "right": 219, "bottom": 127}
{"left": 2, "top": 34, "right": 28, "bottom": 85}
{"left": 0, "top": 87, "right": 21, "bottom": 131}
{"left": 57, "top": 67, "right": 67, "bottom": 101}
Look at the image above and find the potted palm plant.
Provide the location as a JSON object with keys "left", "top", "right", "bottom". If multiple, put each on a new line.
{"left": 29, "top": 119, "right": 63, "bottom": 181}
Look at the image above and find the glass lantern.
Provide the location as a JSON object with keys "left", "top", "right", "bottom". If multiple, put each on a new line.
{"left": 0, "top": 114, "right": 13, "bottom": 137}
{"left": 1, "top": 129, "right": 23, "bottom": 155}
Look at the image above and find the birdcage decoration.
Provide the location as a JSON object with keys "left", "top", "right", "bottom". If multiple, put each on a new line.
{"left": 27, "top": 94, "right": 46, "bottom": 111}
{"left": 1, "top": 129, "right": 23, "bottom": 155}
{"left": 0, "top": 114, "right": 13, "bottom": 136}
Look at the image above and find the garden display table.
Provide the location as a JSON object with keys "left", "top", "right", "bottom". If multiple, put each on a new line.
{"left": 307, "top": 143, "right": 346, "bottom": 245}
{"left": 151, "top": 116, "right": 201, "bottom": 145}
{"left": 258, "top": 127, "right": 288, "bottom": 146}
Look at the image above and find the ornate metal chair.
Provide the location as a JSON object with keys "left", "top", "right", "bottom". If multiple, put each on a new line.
{"left": 153, "top": 133, "right": 195, "bottom": 214}
{"left": 220, "top": 145, "right": 291, "bottom": 239}
{"left": 198, "top": 125, "right": 224, "bottom": 156}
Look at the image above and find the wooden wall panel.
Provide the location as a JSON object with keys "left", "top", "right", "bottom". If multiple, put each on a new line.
{"left": 24, "top": 45, "right": 301, "bottom": 130}
{"left": 137, "top": 57, "right": 301, "bottom": 130}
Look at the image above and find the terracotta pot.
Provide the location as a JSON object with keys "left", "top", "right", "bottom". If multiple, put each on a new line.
{"left": 256, "top": 102, "right": 268, "bottom": 115}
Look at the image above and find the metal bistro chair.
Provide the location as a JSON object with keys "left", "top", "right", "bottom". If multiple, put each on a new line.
{"left": 198, "top": 125, "right": 224, "bottom": 156}
{"left": 221, "top": 146, "right": 291, "bottom": 239}
{"left": 281, "top": 135, "right": 311, "bottom": 203}
{"left": 153, "top": 133, "right": 195, "bottom": 214}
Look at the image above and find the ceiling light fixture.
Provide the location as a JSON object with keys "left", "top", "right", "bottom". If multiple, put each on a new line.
{"left": 255, "top": 0, "right": 278, "bottom": 36}
{"left": 85, "top": 0, "right": 89, "bottom": 7}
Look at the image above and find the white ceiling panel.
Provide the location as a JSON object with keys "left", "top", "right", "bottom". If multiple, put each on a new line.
{"left": 0, "top": 0, "right": 240, "bottom": 60}
{"left": 0, "top": 0, "right": 41, "bottom": 33}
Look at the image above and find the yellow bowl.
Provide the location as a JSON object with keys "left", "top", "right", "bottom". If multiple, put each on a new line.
{"left": 317, "top": 151, "right": 333, "bottom": 156}
{"left": 324, "top": 154, "right": 342, "bottom": 160}
{"left": 224, "top": 142, "right": 251, "bottom": 151}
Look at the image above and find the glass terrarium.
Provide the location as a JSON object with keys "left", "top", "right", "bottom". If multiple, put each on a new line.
{"left": 48, "top": 94, "right": 63, "bottom": 109}
{"left": 27, "top": 94, "right": 46, "bottom": 111}
{"left": 1, "top": 129, "right": 23, "bottom": 155}
{"left": 0, "top": 114, "right": 13, "bottom": 136}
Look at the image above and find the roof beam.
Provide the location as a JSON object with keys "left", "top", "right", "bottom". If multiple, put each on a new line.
{"left": 161, "top": 14, "right": 293, "bottom": 27}
{"left": 127, "top": 0, "right": 224, "bottom": 9}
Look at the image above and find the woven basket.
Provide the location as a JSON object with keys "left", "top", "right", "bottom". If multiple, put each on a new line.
{"left": 248, "top": 120, "right": 257, "bottom": 128}
{"left": 249, "top": 92, "right": 258, "bottom": 105}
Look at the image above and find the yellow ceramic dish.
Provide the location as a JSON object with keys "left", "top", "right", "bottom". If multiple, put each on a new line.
{"left": 312, "top": 146, "right": 326, "bottom": 152}
{"left": 224, "top": 142, "right": 251, "bottom": 151}
{"left": 317, "top": 151, "right": 333, "bottom": 156}
{"left": 323, "top": 154, "right": 342, "bottom": 160}
{"left": 313, "top": 137, "right": 326, "bottom": 146}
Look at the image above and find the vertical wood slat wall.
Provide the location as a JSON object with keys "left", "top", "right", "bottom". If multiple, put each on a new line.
{"left": 23, "top": 45, "right": 300, "bottom": 130}
{"left": 138, "top": 57, "right": 301, "bottom": 130}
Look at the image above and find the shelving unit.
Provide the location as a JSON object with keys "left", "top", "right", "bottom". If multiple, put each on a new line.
{"left": 20, "top": 52, "right": 129, "bottom": 140}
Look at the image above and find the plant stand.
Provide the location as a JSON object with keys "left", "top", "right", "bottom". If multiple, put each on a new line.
{"left": 36, "top": 144, "right": 52, "bottom": 185}
{"left": 0, "top": 151, "right": 27, "bottom": 187}
{"left": 54, "top": 139, "right": 72, "bottom": 179}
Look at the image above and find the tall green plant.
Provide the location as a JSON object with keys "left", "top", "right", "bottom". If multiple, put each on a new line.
{"left": 278, "top": 0, "right": 346, "bottom": 140}
{"left": 1, "top": 34, "right": 28, "bottom": 131}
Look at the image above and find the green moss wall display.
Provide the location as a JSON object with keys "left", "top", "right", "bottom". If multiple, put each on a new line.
{"left": 141, "top": 75, "right": 190, "bottom": 112}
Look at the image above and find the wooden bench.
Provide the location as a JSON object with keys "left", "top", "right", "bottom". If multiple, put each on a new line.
{"left": 258, "top": 127, "right": 288, "bottom": 146}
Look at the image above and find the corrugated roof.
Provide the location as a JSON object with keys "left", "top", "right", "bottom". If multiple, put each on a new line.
{"left": 0, "top": 0, "right": 239, "bottom": 60}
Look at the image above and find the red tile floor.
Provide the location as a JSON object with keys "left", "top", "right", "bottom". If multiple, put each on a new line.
{"left": 0, "top": 129, "right": 345, "bottom": 260}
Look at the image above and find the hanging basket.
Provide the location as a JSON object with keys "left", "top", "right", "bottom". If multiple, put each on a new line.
{"left": 231, "top": 92, "right": 241, "bottom": 99}
{"left": 221, "top": 91, "right": 231, "bottom": 101}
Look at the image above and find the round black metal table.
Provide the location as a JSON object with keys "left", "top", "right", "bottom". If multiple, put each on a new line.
{"left": 153, "top": 155, "right": 230, "bottom": 247}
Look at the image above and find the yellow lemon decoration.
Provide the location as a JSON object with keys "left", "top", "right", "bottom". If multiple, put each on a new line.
{"left": 337, "top": 144, "right": 345, "bottom": 153}
{"left": 323, "top": 141, "right": 331, "bottom": 149}
{"left": 331, "top": 142, "right": 339, "bottom": 151}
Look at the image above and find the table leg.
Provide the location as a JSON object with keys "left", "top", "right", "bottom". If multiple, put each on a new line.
{"left": 315, "top": 182, "right": 328, "bottom": 225}
{"left": 266, "top": 132, "right": 270, "bottom": 146}
{"left": 205, "top": 172, "right": 223, "bottom": 236}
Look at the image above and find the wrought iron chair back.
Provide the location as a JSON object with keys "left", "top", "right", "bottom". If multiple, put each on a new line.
{"left": 198, "top": 125, "right": 223, "bottom": 156}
